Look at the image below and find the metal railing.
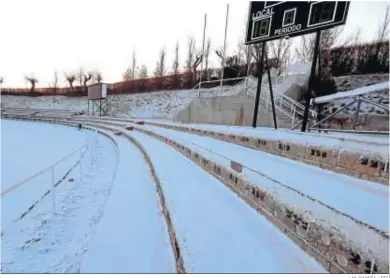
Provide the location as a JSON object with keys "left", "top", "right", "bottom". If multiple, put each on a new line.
{"left": 245, "top": 76, "right": 317, "bottom": 128}
{"left": 1, "top": 142, "right": 90, "bottom": 220}
{"left": 190, "top": 73, "right": 316, "bottom": 128}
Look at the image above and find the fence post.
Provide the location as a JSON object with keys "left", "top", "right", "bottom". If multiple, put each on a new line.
{"left": 51, "top": 166, "right": 56, "bottom": 215}
{"left": 291, "top": 106, "right": 296, "bottom": 128}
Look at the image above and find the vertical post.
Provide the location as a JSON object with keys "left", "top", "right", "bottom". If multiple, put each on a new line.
{"left": 265, "top": 53, "right": 278, "bottom": 129}
{"left": 87, "top": 100, "right": 90, "bottom": 116}
{"left": 99, "top": 99, "right": 102, "bottom": 116}
{"left": 220, "top": 4, "right": 229, "bottom": 95}
{"left": 352, "top": 97, "right": 362, "bottom": 130}
{"left": 252, "top": 41, "right": 266, "bottom": 128}
{"left": 198, "top": 13, "right": 207, "bottom": 98}
{"left": 291, "top": 106, "right": 296, "bottom": 128}
{"left": 316, "top": 103, "right": 323, "bottom": 132}
{"left": 51, "top": 167, "right": 56, "bottom": 215}
{"left": 244, "top": 45, "right": 251, "bottom": 96}
{"left": 301, "top": 30, "right": 321, "bottom": 132}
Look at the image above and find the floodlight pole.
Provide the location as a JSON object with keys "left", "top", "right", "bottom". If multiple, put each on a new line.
{"left": 301, "top": 30, "right": 321, "bottom": 132}
{"left": 220, "top": 4, "right": 229, "bottom": 95}
{"left": 198, "top": 13, "right": 207, "bottom": 98}
{"left": 252, "top": 41, "right": 266, "bottom": 128}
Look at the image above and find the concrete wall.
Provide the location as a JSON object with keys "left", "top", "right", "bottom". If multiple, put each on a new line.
{"left": 175, "top": 95, "right": 293, "bottom": 128}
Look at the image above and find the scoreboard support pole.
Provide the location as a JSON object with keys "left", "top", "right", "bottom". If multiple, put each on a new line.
{"left": 252, "top": 41, "right": 266, "bottom": 128}
{"left": 301, "top": 30, "right": 321, "bottom": 132}
{"left": 265, "top": 52, "right": 278, "bottom": 129}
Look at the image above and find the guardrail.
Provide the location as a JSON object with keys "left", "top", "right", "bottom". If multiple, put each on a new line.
{"left": 1, "top": 142, "right": 89, "bottom": 220}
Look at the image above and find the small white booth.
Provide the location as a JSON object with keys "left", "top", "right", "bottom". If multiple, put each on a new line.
{"left": 87, "top": 83, "right": 108, "bottom": 116}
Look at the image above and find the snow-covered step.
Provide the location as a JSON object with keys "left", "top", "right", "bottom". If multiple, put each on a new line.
{"left": 127, "top": 130, "right": 326, "bottom": 273}
{"left": 80, "top": 135, "right": 176, "bottom": 273}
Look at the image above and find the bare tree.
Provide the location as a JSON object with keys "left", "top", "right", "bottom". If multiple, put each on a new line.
{"left": 376, "top": 4, "right": 390, "bottom": 42}
{"left": 295, "top": 26, "right": 344, "bottom": 63}
{"left": 65, "top": 72, "right": 76, "bottom": 91}
{"left": 138, "top": 65, "right": 148, "bottom": 78}
{"left": 269, "top": 38, "right": 292, "bottom": 75}
{"left": 344, "top": 27, "right": 362, "bottom": 47}
{"left": 185, "top": 37, "right": 196, "bottom": 71}
{"left": 76, "top": 67, "right": 84, "bottom": 87}
{"left": 173, "top": 41, "right": 180, "bottom": 75}
{"left": 123, "top": 68, "right": 132, "bottom": 81}
{"left": 92, "top": 70, "right": 103, "bottom": 83}
{"left": 294, "top": 34, "right": 316, "bottom": 63}
{"left": 215, "top": 45, "right": 224, "bottom": 60}
{"left": 131, "top": 49, "right": 137, "bottom": 79}
{"left": 50, "top": 70, "right": 59, "bottom": 93}
{"left": 25, "top": 74, "right": 39, "bottom": 93}
{"left": 0, "top": 76, "right": 3, "bottom": 85}
{"left": 204, "top": 38, "right": 211, "bottom": 80}
{"left": 154, "top": 47, "right": 167, "bottom": 77}
{"left": 192, "top": 51, "right": 202, "bottom": 83}
{"left": 83, "top": 71, "right": 93, "bottom": 87}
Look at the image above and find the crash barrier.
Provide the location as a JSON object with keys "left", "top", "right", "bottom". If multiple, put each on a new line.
{"left": 71, "top": 117, "right": 389, "bottom": 275}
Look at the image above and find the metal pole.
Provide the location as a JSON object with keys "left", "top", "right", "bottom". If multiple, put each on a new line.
{"left": 291, "top": 106, "right": 296, "bottom": 128}
{"left": 198, "top": 13, "right": 207, "bottom": 98}
{"left": 265, "top": 52, "right": 278, "bottom": 129}
{"left": 51, "top": 167, "right": 56, "bottom": 215}
{"left": 220, "top": 4, "right": 229, "bottom": 96}
{"left": 316, "top": 103, "right": 323, "bottom": 132}
{"left": 352, "top": 97, "right": 362, "bottom": 130}
{"left": 252, "top": 41, "right": 266, "bottom": 128}
{"left": 360, "top": 96, "right": 389, "bottom": 112}
{"left": 301, "top": 30, "right": 321, "bottom": 132}
{"left": 244, "top": 45, "right": 251, "bottom": 96}
{"left": 311, "top": 99, "right": 358, "bottom": 129}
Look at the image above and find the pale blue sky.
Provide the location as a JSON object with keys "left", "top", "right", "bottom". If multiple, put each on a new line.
{"left": 0, "top": 0, "right": 388, "bottom": 87}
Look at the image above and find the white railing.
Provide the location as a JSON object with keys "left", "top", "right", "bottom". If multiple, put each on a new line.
{"left": 188, "top": 73, "right": 317, "bottom": 128}
{"left": 245, "top": 75, "right": 317, "bottom": 128}
{"left": 1, "top": 142, "right": 90, "bottom": 221}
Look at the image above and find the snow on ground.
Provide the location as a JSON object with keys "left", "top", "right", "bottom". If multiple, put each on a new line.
{"left": 125, "top": 118, "right": 389, "bottom": 155}
{"left": 127, "top": 123, "right": 389, "bottom": 232}
{"left": 111, "top": 122, "right": 388, "bottom": 263}
{"left": 1, "top": 120, "right": 88, "bottom": 187}
{"left": 1, "top": 120, "right": 93, "bottom": 225}
{"left": 80, "top": 135, "right": 175, "bottom": 273}
{"left": 1, "top": 89, "right": 197, "bottom": 120}
{"left": 1, "top": 123, "right": 118, "bottom": 273}
{"left": 126, "top": 129, "right": 325, "bottom": 273}
{"left": 313, "top": 82, "right": 389, "bottom": 104}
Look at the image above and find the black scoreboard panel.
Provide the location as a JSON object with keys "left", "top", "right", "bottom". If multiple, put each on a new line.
{"left": 245, "top": 1, "right": 350, "bottom": 45}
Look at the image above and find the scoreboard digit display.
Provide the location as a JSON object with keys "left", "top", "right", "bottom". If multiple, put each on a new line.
{"left": 245, "top": 1, "right": 350, "bottom": 45}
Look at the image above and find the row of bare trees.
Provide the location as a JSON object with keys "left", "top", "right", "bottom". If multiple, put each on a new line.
{"left": 22, "top": 69, "right": 103, "bottom": 94}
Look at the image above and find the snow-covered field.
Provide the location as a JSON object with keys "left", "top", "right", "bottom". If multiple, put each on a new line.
{"left": 1, "top": 120, "right": 119, "bottom": 273}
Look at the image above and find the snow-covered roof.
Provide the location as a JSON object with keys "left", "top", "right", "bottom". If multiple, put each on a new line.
{"left": 312, "top": 81, "right": 389, "bottom": 104}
